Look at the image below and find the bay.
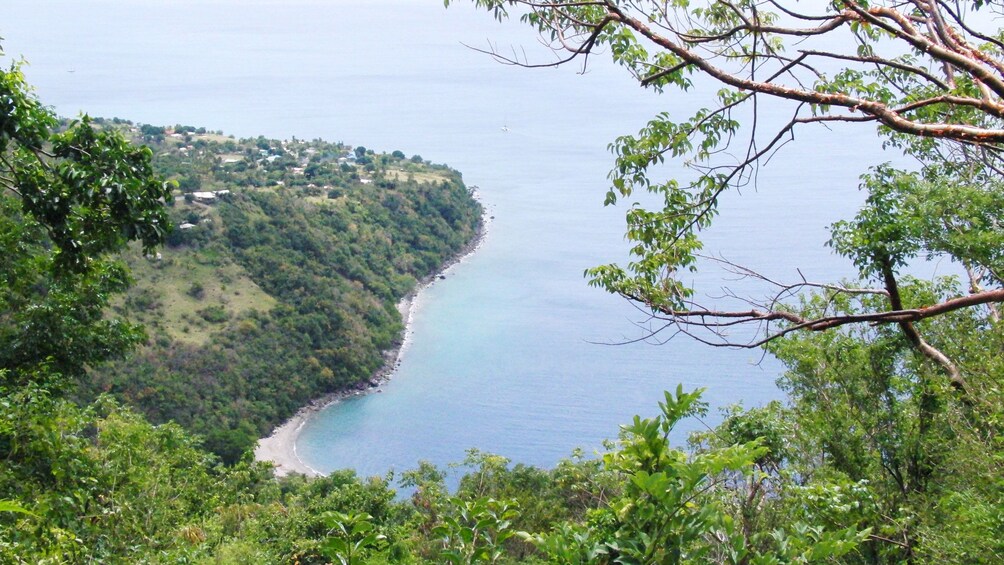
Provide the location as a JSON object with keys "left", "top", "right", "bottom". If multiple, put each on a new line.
{"left": 3, "top": 0, "right": 894, "bottom": 479}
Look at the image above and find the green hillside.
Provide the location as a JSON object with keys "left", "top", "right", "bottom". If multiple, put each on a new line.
{"left": 5, "top": 0, "right": 1004, "bottom": 558}
{"left": 82, "top": 120, "right": 484, "bottom": 461}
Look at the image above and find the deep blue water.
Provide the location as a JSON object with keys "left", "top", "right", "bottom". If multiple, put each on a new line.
{"left": 4, "top": 0, "right": 903, "bottom": 479}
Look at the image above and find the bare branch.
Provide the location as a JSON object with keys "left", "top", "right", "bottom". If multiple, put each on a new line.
{"left": 879, "top": 255, "right": 967, "bottom": 392}
{"left": 489, "top": 1, "right": 1004, "bottom": 144}
{"left": 634, "top": 287, "right": 1004, "bottom": 348}
{"left": 936, "top": 0, "right": 1004, "bottom": 53}
{"left": 798, "top": 49, "right": 952, "bottom": 91}
{"left": 677, "top": 7, "right": 848, "bottom": 44}
{"left": 612, "top": 4, "right": 1004, "bottom": 143}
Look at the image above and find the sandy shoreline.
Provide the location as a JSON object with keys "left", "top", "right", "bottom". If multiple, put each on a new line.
{"left": 254, "top": 199, "right": 491, "bottom": 477}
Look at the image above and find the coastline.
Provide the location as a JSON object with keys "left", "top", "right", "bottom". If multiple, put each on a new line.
{"left": 254, "top": 198, "right": 490, "bottom": 478}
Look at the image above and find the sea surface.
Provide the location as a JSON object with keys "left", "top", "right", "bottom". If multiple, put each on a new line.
{"left": 3, "top": 0, "right": 914, "bottom": 480}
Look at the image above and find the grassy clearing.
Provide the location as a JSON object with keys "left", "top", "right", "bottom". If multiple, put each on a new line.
{"left": 192, "top": 132, "right": 234, "bottom": 144}
{"left": 122, "top": 245, "right": 276, "bottom": 347}
{"left": 386, "top": 168, "right": 451, "bottom": 184}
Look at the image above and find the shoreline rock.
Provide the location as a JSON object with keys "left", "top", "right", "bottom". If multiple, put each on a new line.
{"left": 254, "top": 197, "right": 491, "bottom": 477}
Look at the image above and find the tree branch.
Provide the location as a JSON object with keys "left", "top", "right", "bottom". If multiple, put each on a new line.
{"left": 878, "top": 255, "right": 968, "bottom": 392}
{"left": 798, "top": 49, "right": 951, "bottom": 91}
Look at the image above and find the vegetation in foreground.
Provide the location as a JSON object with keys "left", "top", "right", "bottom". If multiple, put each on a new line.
{"left": 4, "top": 0, "right": 1004, "bottom": 562}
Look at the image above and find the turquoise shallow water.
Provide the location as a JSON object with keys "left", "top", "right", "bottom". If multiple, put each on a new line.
{"left": 4, "top": 0, "right": 899, "bottom": 479}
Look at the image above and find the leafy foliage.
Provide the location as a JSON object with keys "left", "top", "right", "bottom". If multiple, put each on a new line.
{"left": 0, "top": 59, "right": 171, "bottom": 387}
{"left": 449, "top": 1, "right": 1004, "bottom": 561}
{"left": 449, "top": 1, "right": 1004, "bottom": 361}
{"left": 4, "top": 3, "right": 1004, "bottom": 561}
{"left": 319, "top": 510, "right": 388, "bottom": 564}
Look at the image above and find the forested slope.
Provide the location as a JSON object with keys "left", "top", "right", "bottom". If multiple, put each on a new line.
{"left": 82, "top": 122, "right": 483, "bottom": 461}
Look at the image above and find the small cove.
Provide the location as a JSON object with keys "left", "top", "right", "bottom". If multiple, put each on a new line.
{"left": 4, "top": 0, "right": 896, "bottom": 480}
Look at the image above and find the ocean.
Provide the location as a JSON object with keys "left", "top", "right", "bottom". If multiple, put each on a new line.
{"left": 3, "top": 0, "right": 900, "bottom": 480}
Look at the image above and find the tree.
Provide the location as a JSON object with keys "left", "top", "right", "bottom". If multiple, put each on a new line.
{"left": 0, "top": 52, "right": 172, "bottom": 385}
{"left": 761, "top": 287, "right": 1004, "bottom": 561}
{"left": 451, "top": 0, "right": 1004, "bottom": 391}
{"left": 519, "top": 387, "right": 868, "bottom": 564}
{"left": 454, "top": 1, "right": 1004, "bottom": 559}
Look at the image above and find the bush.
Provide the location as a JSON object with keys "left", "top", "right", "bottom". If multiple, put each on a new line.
{"left": 198, "top": 305, "right": 229, "bottom": 324}
{"left": 187, "top": 282, "right": 205, "bottom": 300}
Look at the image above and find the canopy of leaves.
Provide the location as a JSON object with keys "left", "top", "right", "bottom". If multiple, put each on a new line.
{"left": 0, "top": 58, "right": 171, "bottom": 386}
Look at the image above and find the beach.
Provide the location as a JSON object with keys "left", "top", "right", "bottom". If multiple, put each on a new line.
{"left": 254, "top": 202, "right": 490, "bottom": 477}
